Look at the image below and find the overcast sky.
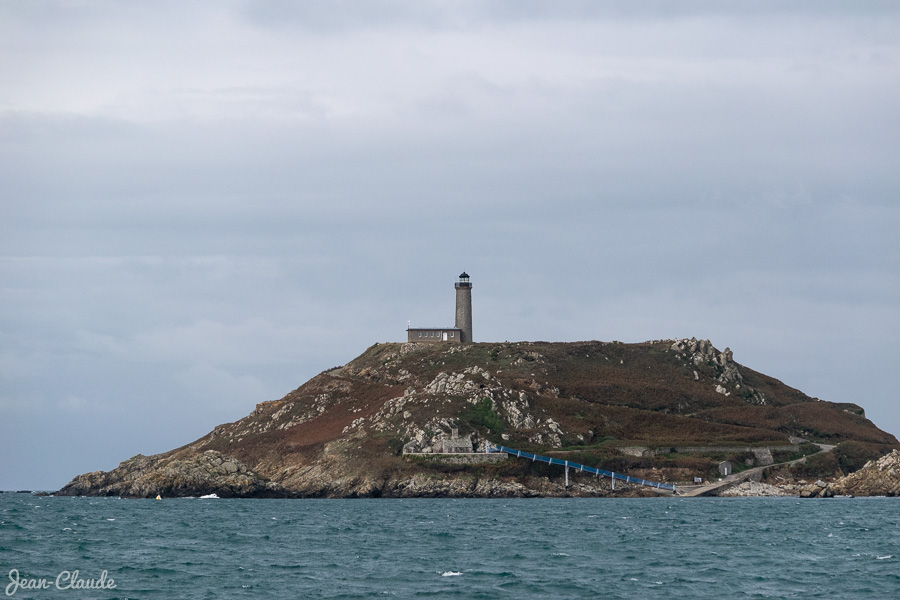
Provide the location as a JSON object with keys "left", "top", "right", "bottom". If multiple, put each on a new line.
{"left": 2, "top": 1, "right": 898, "bottom": 490}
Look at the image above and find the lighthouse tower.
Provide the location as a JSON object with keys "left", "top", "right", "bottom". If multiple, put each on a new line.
{"left": 454, "top": 272, "right": 473, "bottom": 343}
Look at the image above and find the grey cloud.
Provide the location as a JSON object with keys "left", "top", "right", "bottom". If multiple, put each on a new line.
{"left": 240, "top": 1, "right": 900, "bottom": 33}
{"left": 1, "top": 1, "right": 898, "bottom": 489}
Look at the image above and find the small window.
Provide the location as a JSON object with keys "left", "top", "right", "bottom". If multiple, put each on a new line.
{"left": 417, "top": 331, "right": 421, "bottom": 337}
{"left": 450, "top": 332, "right": 454, "bottom": 337}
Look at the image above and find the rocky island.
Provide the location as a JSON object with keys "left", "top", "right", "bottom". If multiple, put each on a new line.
{"left": 57, "top": 339, "right": 898, "bottom": 498}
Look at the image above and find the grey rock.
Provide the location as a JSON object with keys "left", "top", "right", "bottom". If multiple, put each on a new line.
{"left": 56, "top": 450, "right": 288, "bottom": 498}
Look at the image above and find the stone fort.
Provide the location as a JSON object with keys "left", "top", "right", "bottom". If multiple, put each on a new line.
{"left": 407, "top": 272, "right": 473, "bottom": 344}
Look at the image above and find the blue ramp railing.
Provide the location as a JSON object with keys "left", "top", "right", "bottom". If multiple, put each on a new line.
{"left": 489, "top": 445, "right": 675, "bottom": 492}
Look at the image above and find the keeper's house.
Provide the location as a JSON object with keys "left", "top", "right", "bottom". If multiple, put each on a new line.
{"left": 407, "top": 327, "right": 463, "bottom": 343}
{"left": 406, "top": 272, "right": 473, "bottom": 344}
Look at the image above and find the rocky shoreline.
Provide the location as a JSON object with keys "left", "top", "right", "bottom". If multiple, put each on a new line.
{"left": 717, "top": 449, "right": 900, "bottom": 498}
{"left": 54, "top": 448, "right": 900, "bottom": 499}
{"left": 55, "top": 451, "right": 288, "bottom": 499}
{"left": 799, "top": 449, "right": 900, "bottom": 498}
{"left": 55, "top": 449, "right": 663, "bottom": 498}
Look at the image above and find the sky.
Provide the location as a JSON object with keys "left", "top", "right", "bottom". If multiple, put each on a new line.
{"left": 1, "top": 1, "right": 898, "bottom": 490}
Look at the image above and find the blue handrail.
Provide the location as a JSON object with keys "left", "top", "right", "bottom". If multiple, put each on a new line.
{"left": 489, "top": 444, "right": 675, "bottom": 491}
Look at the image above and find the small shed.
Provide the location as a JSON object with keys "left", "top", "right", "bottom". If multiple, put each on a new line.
{"left": 718, "top": 461, "right": 733, "bottom": 476}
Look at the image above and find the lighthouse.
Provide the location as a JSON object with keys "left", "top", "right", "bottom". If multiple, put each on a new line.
{"left": 406, "top": 272, "right": 473, "bottom": 344}
{"left": 455, "top": 272, "right": 473, "bottom": 343}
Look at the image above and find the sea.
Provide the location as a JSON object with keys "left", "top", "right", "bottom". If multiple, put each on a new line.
{"left": 1, "top": 495, "right": 898, "bottom": 599}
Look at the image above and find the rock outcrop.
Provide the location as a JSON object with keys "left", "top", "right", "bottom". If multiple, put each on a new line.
{"left": 670, "top": 337, "right": 767, "bottom": 404}
{"left": 828, "top": 449, "right": 900, "bottom": 497}
{"left": 770, "top": 450, "right": 900, "bottom": 498}
{"left": 56, "top": 450, "right": 288, "bottom": 498}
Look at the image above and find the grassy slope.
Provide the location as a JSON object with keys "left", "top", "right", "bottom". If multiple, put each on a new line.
{"left": 351, "top": 340, "right": 896, "bottom": 446}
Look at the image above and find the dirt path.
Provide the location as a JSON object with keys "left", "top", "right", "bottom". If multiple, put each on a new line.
{"left": 676, "top": 444, "right": 833, "bottom": 497}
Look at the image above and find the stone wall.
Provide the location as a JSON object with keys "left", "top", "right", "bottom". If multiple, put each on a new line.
{"left": 404, "top": 453, "right": 509, "bottom": 465}
{"left": 617, "top": 445, "right": 795, "bottom": 457}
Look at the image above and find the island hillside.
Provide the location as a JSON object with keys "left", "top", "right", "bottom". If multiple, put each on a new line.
{"left": 57, "top": 339, "right": 898, "bottom": 498}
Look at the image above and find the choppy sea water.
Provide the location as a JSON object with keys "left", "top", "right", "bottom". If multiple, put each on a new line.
{"left": 1, "top": 495, "right": 898, "bottom": 599}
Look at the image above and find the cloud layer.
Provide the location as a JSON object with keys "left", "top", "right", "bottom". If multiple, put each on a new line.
{"left": 2, "top": 1, "right": 898, "bottom": 489}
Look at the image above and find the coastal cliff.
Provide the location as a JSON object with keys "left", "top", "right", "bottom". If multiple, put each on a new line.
{"left": 785, "top": 449, "right": 900, "bottom": 498}
{"left": 57, "top": 339, "right": 898, "bottom": 498}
